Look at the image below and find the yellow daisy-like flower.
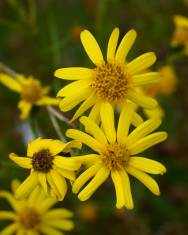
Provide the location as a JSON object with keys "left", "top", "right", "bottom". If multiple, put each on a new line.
{"left": 55, "top": 28, "right": 161, "bottom": 123}
{"left": 0, "top": 180, "right": 74, "bottom": 235}
{"left": 9, "top": 138, "right": 81, "bottom": 201}
{"left": 0, "top": 73, "right": 59, "bottom": 120}
{"left": 171, "top": 15, "right": 188, "bottom": 54}
{"left": 66, "top": 102, "right": 167, "bottom": 209}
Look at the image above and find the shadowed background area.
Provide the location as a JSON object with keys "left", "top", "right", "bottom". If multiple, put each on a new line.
{"left": 0, "top": 0, "right": 188, "bottom": 234}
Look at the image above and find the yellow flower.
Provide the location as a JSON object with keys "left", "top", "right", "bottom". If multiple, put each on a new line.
{"left": 55, "top": 28, "right": 161, "bottom": 123}
{"left": 9, "top": 138, "right": 81, "bottom": 201}
{"left": 0, "top": 73, "right": 59, "bottom": 119}
{"left": 66, "top": 102, "right": 167, "bottom": 209}
{"left": 171, "top": 15, "right": 188, "bottom": 54}
{"left": 0, "top": 180, "right": 74, "bottom": 235}
{"left": 144, "top": 66, "right": 178, "bottom": 97}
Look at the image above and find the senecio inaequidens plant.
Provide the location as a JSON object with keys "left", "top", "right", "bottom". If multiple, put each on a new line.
{"left": 0, "top": 27, "right": 170, "bottom": 234}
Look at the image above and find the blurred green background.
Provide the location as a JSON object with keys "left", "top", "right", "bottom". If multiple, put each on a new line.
{"left": 0, "top": 0, "right": 188, "bottom": 234}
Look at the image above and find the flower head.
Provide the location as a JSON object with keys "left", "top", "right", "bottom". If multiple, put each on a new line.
{"left": 9, "top": 138, "right": 81, "bottom": 201}
{"left": 66, "top": 102, "right": 167, "bottom": 209}
{"left": 0, "top": 180, "right": 74, "bottom": 235}
{"left": 55, "top": 28, "right": 161, "bottom": 122}
{"left": 0, "top": 73, "right": 59, "bottom": 119}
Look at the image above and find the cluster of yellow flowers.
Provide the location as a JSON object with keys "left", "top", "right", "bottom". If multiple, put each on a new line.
{"left": 0, "top": 23, "right": 181, "bottom": 234}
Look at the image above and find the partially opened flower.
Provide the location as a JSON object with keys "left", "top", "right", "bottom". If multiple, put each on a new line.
{"left": 0, "top": 73, "right": 59, "bottom": 119}
{"left": 171, "top": 15, "right": 188, "bottom": 54}
{"left": 66, "top": 102, "right": 167, "bottom": 209}
{"left": 55, "top": 27, "right": 161, "bottom": 123}
{"left": 9, "top": 138, "right": 81, "bottom": 201}
{"left": 0, "top": 180, "right": 74, "bottom": 235}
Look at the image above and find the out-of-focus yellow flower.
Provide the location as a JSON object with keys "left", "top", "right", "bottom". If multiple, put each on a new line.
{"left": 66, "top": 102, "right": 167, "bottom": 209}
{"left": 0, "top": 73, "right": 60, "bottom": 119}
{"left": 0, "top": 180, "right": 74, "bottom": 235}
{"left": 171, "top": 15, "right": 188, "bottom": 54}
{"left": 55, "top": 28, "right": 161, "bottom": 124}
{"left": 77, "top": 202, "right": 98, "bottom": 221}
{"left": 9, "top": 138, "right": 81, "bottom": 201}
{"left": 144, "top": 66, "right": 178, "bottom": 97}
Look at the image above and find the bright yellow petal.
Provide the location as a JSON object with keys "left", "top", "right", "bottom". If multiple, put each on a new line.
{"left": 57, "top": 79, "right": 91, "bottom": 97}
{"left": 119, "top": 169, "right": 134, "bottom": 209}
{"left": 144, "top": 106, "right": 164, "bottom": 119}
{"left": 115, "top": 29, "right": 137, "bottom": 63}
{"left": 128, "top": 132, "right": 168, "bottom": 155}
{"left": 37, "top": 96, "right": 59, "bottom": 106}
{"left": 71, "top": 93, "right": 96, "bottom": 121}
{"left": 126, "top": 165, "right": 160, "bottom": 195}
{"left": 107, "top": 27, "right": 119, "bottom": 62}
{"left": 80, "top": 30, "right": 104, "bottom": 65}
{"left": 56, "top": 168, "right": 76, "bottom": 181}
{"left": 38, "top": 172, "right": 48, "bottom": 194}
{"left": 126, "top": 89, "right": 158, "bottom": 109}
{"left": 132, "top": 72, "right": 161, "bottom": 86}
{"left": 44, "top": 219, "right": 74, "bottom": 231}
{"left": 111, "top": 170, "right": 125, "bottom": 208}
{"left": 54, "top": 156, "right": 80, "bottom": 171}
{"left": 100, "top": 102, "right": 116, "bottom": 144}
{"left": 72, "top": 162, "right": 101, "bottom": 194}
{"left": 117, "top": 102, "right": 135, "bottom": 145}
{"left": 39, "top": 226, "right": 64, "bottom": 235}
{"left": 132, "top": 112, "right": 144, "bottom": 127}
{"left": 59, "top": 88, "right": 91, "bottom": 112}
{"left": 9, "top": 153, "right": 31, "bottom": 169}
{"left": 129, "top": 157, "right": 167, "bottom": 175}
{"left": 80, "top": 116, "right": 108, "bottom": 145}
{"left": 55, "top": 67, "right": 92, "bottom": 80}
{"left": 0, "top": 73, "right": 22, "bottom": 92}
{"left": 66, "top": 129, "right": 104, "bottom": 153}
{"left": 127, "top": 52, "right": 156, "bottom": 75}
{"left": 0, "top": 211, "right": 16, "bottom": 220}
{"left": 50, "top": 170, "right": 67, "bottom": 201}
{"left": 88, "top": 102, "right": 101, "bottom": 123}
{"left": 44, "top": 208, "right": 73, "bottom": 219}
{"left": 71, "top": 154, "right": 100, "bottom": 165}
{"left": 125, "top": 118, "right": 162, "bottom": 147}
{"left": 61, "top": 140, "right": 82, "bottom": 153}
{"left": 1, "top": 223, "right": 18, "bottom": 235}
{"left": 18, "top": 100, "right": 32, "bottom": 120}
{"left": 78, "top": 167, "right": 110, "bottom": 201}
{"left": 46, "top": 172, "right": 61, "bottom": 200}
{"left": 15, "top": 171, "right": 38, "bottom": 199}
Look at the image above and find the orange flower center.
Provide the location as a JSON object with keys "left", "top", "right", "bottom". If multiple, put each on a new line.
{"left": 91, "top": 63, "right": 131, "bottom": 102}
{"left": 18, "top": 208, "right": 40, "bottom": 229}
{"left": 101, "top": 143, "right": 129, "bottom": 170}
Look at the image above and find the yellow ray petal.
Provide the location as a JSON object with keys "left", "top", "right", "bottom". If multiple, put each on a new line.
{"left": 1, "top": 223, "right": 18, "bottom": 235}
{"left": 0, "top": 191, "right": 20, "bottom": 211}
{"left": 9, "top": 153, "right": 31, "bottom": 169}
{"left": 18, "top": 100, "right": 32, "bottom": 120}
{"left": 80, "top": 116, "right": 108, "bottom": 145}
{"left": 111, "top": 170, "right": 125, "bottom": 208}
{"left": 28, "top": 185, "right": 43, "bottom": 206}
{"left": 61, "top": 140, "right": 82, "bottom": 153}
{"left": 100, "top": 102, "right": 116, "bottom": 144}
{"left": 125, "top": 118, "right": 162, "bottom": 147}
{"left": 36, "top": 96, "right": 59, "bottom": 106}
{"left": 54, "top": 67, "right": 92, "bottom": 80}
{"left": 39, "top": 196, "right": 57, "bottom": 213}
{"left": 71, "top": 93, "right": 96, "bottom": 122}
{"left": 0, "top": 73, "right": 22, "bottom": 92}
{"left": 54, "top": 156, "right": 80, "bottom": 171}
{"left": 71, "top": 154, "right": 100, "bottom": 165}
{"left": 88, "top": 102, "right": 101, "bottom": 123}
{"left": 132, "top": 72, "right": 161, "bottom": 86}
{"left": 56, "top": 168, "right": 76, "bottom": 181}
{"left": 38, "top": 172, "right": 48, "bottom": 194}
{"left": 44, "top": 219, "right": 74, "bottom": 231}
{"left": 44, "top": 208, "right": 73, "bottom": 219}
{"left": 59, "top": 88, "right": 90, "bottom": 112}
{"left": 117, "top": 102, "right": 135, "bottom": 144}
{"left": 126, "top": 165, "right": 160, "bottom": 195}
{"left": 80, "top": 30, "right": 104, "bottom": 65}
{"left": 132, "top": 112, "right": 144, "bottom": 127}
{"left": 66, "top": 129, "right": 104, "bottom": 153}
{"left": 128, "top": 132, "right": 168, "bottom": 155}
{"left": 119, "top": 169, "right": 134, "bottom": 209}
{"left": 50, "top": 170, "right": 67, "bottom": 201}
{"left": 72, "top": 162, "right": 101, "bottom": 194}
{"left": 129, "top": 157, "right": 167, "bottom": 175}
{"left": 107, "top": 27, "right": 120, "bottom": 62}
{"left": 115, "top": 29, "right": 137, "bottom": 63}
{"left": 15, "top": 172, "right": 38, "bottom": 199}
{"left": 127, "top": 52, "right": 156, "bottom": 75}
{"left": 78, "top": 167, "right": 110, "bottom": 201}
{"left": 46, "top": 172, "right": 61, "bottom": 200}
{"left": 57, "top": 79, "right": 91, "bottom": 97}
{"left": 0, "top": 211, "right": 17, "bottom": 220}
{"left": 126, "top": 89, "right": 158, "bottom": 109}
{"left": 39, "top": 226, "right": 64, "bottom": 235}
